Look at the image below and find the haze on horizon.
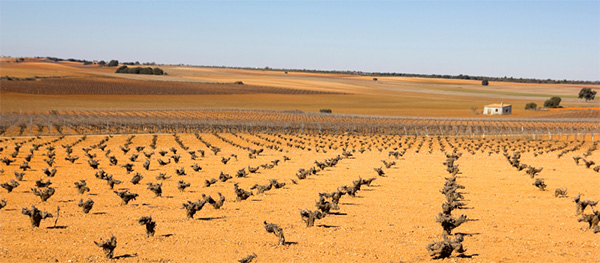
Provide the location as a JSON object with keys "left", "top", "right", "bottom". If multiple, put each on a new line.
{"left": 1, "top": 0, "right": 598, "bottom": 81}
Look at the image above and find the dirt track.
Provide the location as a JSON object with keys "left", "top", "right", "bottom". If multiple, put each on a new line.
{"left": 0, "top": 133, "right": 598, "bottom": 262}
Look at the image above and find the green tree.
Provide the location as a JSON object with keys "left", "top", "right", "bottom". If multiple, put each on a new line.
{"left": 115, "top": 65, "right": 165, "bottom": 75}
{"left": 578, "top": 87, "right": 597, "bottom": 101}
{"left": 107, "top": 60, "right": 119, "bottom": 67}
{"left": 115, "top": 66, "right": 128, "bottom": 73}
{"left": 481, "top": 80, "right": 489, "bottom": 86}
{"left": 98, "top": 60, "right": 106, "bottom": 66}
{"left": 543, "top": 96, "right": 561, "bottom": 108}
{"left": 116, "top": 66, "right": 127, "bottom": 73}
{"left": 128, "top": 67, "right": 141, "bottom": 74}
{"left": 153, "top": 68, "right": 164, "bottom": 75}
{"left": 525, "top": 102, "right": 537, "bottom": 110}
{"left": 139, "top": 67, "right": 154, "bottom": 74}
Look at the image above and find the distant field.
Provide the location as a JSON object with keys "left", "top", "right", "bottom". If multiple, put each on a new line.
{"left": 1, "top": 58, "right": 598, "bottom": 118}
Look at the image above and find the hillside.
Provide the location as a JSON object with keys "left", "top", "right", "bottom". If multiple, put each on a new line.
{"left": 1, "top": 58, "right": 598, "bottom": 118}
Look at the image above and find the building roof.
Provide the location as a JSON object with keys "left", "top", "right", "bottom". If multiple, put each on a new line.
{"left": 485, "top": 103, "right": 511, "bottom": 107}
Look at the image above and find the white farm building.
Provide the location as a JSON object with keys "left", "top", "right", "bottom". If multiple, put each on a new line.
{"left": 483, "top": 103, "right": 512, "bottom": 115}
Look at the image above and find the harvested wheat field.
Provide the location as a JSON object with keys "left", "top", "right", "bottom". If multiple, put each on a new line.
{"left": 0, "top": 133, "right": 599, "bottom": 262}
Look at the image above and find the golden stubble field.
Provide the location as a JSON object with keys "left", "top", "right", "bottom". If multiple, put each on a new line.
{"left": 0, "top": 133, "right": 598, "bottom": 262}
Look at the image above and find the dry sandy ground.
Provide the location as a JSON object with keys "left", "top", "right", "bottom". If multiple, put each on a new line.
{"left": 1, "top": 60, "right": 598, "bottom": 117}
{"left": 0, "top": 133, "right": 598, "bottom": 262}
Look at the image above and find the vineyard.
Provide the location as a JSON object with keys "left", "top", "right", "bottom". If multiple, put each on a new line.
{"left": 0, "top": 77, "right": 343, "bottom": 95}
{"left": 0, "top": 132, "right": 598, "bottom": 262}
{"left": 1, "top": 109, "right": 598, "bottom": 141}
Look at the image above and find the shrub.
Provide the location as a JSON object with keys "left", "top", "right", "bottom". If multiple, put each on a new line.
{"left": 107, "top": 60, "right": 119, "bottom": 67}
{"left": 543, "top": 96, "right": 561, "bottom": 108}
{"left": 115, "top": 66, "right": 128, "bottom": 73}
{"left": 139, "top": 67, "right": 153, "bottom": 75}
{"left": 470, "top": 107, "right": 479, "bottom": 115}
{"left": 128, "top": 67, "right": 141, "bottom": 74}
{"left": 482, "top": 80, "right": 489, "bottom": 86}
{"left": 320, "top": 109, "right": 332, "bottom": 113}
{"left": 153, "top": 68, "right": 164, "bottom": 75}
{"left": 525, "top": 102, "right": 537, "bottom": 110}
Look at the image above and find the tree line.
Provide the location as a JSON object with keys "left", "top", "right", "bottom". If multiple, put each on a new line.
{"left": 115, "top": 66, "right": 165, "bottom": 75}
{"left": 195, "top": 65, "right": 599, "bottom": 85}
{"left": 370, "top": 73, "right": 598, "bottom": 85}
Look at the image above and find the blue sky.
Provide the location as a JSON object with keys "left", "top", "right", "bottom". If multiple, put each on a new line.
{"left": 1, "top": 0, "right": 598, "bottom": 81}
